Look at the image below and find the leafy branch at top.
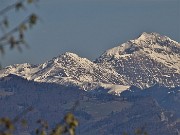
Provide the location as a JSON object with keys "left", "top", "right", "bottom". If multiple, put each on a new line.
{"left": 0, "top": 0, "right": 39, "bottom": 55}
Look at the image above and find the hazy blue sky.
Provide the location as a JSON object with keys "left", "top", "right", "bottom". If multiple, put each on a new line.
{"left": 0, "top": 0, "right": 179, "bottom": 66}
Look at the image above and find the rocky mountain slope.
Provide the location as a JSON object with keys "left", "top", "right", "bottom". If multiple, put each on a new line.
{"left": 0, "top": 32, "right": 179, "bottom": 93}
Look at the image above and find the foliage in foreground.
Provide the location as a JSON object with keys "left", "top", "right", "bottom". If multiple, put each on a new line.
{"left": 0, "top": 105, "right": 150, "bottom": 135}
{"left": 0, "top": 106, "right": 79, "bottom": 135}
{"left": 0, "top": 0, "right": 39, "bottom": 68}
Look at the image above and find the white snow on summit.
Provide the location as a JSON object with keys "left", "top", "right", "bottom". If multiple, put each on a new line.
{"left": 96, "top": 32, "right": 180, "bottom": 89}
{"left": 0, "top": 63, "right": 38, "bottom": 79}
{"left": 100, "top": 32, "right": 180, "bottom": 73}
{"left": 0, "top": 52, "right": 129, "bottom": 91}
{"left": 0, "top": 32, "right": 179, "bottom": 91}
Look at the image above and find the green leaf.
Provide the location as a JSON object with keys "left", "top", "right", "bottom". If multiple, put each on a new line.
{"left": 15, "top": 2, "right": 23, "bottom": 10}
{"left": 40, "top": 130, "right": 47, "bottom": 135}
{"left": 19, "top": 24, "right": 28, "bottom": 31}
{"left": 29, "top": 13, "right": 38, "bottom": 27}
{"left": 68, "top": 128, "right": 75, "bottom": 135}
{"left": 64, "top": 113, "right": 74, "bottom": 124}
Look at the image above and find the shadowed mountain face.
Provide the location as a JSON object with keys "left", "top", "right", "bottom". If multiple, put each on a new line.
{"left": 0, "top": 32, "right": 179, "bottom": 93}
{"left": 0, "top": 74, "right": 179, "bottom": 135}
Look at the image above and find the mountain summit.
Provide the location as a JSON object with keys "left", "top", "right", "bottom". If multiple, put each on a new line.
{"left": 96, "top": 32, "right": 180, "bottom": 88}
{"left": 0, "top": 32, "right": 179, "bottom": 92}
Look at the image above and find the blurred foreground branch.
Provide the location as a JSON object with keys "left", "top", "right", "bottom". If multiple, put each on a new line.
{"left": 0, "top": 0, "right": 39, "bottom": 58}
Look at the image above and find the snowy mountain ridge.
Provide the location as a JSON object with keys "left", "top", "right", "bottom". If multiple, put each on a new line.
{"left": 0, "top": 32, "right": 179, "bottom": 93}
{"left": 96, "top": 32, "right": 180, "bottom": 89}
{"left": 0, "top": 52, "right": 129, "bottom": 93}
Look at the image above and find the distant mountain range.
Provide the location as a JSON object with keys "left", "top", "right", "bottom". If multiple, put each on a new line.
{"left": 0, "top": 32, "right": 179, "bottom": 95}
{"left": 0, "top": 32, "right": 180, "bottom": 135}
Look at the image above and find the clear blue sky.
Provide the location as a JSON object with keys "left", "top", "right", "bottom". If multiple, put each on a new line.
{"left": 0, "top": 0, "right": 180, "bottom": 66}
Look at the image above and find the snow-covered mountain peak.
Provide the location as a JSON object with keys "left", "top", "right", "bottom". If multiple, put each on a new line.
{"left": 0, "top": 63, "right": 38, "bottom": 79}
{"left": 135, "top": 32, "right": 179, "bottom": 47}
{"left": 137, "top": 32, "right": 170, "bottom": 41}
{"left": 138, "top": 32, "right": 152, "bottom": 40}
{"left": 137, "top": 32, "right": 160, "bottom": 40}
{"left": 0, "top": 32, "right": 179, "bottom": 91}
{"left": 104, "top": 45, "right": 128, "bottom": 57}
{"left": 98, "top": 32, "right": 179, "bottom": 59}
{"left": 60, "top": 52, "right": 79, "bottom": 58}
{"left": 24, "top": 52, "right": 128, "bottom": 90}
{"left": 95, "top": 32, "right": 180, "bottom": 89}
{"left": 99, "top": 32, "right": 165, "bottom": 58}
{"left": 5, "top": 63, "right": 34, "bottom": 69}
{"left": 51, "top": 52, "right": 92, "bottom": 65}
